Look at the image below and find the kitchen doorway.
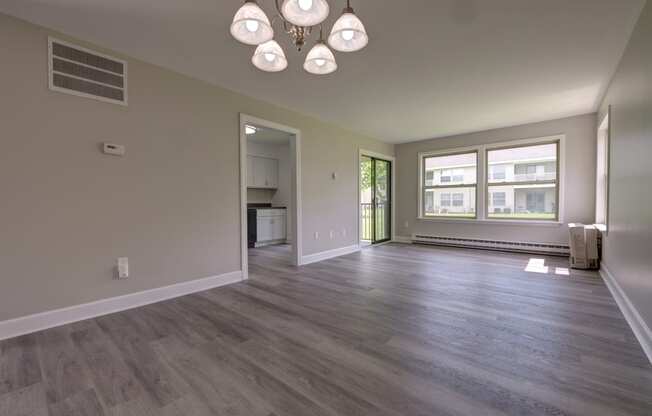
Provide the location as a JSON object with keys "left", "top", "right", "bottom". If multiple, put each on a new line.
{"left": 240, "top": 114, "right": 302, "bottom": 279}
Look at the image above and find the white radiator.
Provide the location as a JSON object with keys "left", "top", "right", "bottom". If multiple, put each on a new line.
{"left": 412, "top": 234, "right": 569, "bottom": 256}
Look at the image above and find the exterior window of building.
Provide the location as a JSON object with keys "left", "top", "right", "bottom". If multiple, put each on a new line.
{"left": 425, "top": 170, "right": 435, "bottom": 186}
{"left": 492, "top": 192, "right": 506, "bottom": 207}
{"left": 441, "top": 169, "right": 465, "bottom": 183}
{"left": 490, "top": 165, "right": 506, "bottom": 180}
{"left": 486, "top": 141, "right": 559, "bottom": 220}
{"left": 421, "top": 151, "right": 477, "bottom": 218}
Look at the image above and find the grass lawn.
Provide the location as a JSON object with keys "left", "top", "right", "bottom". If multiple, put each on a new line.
{"left": 488, "top": 213, "right": 556, "bottom": 219}
{"left": 424, "top": 213, "right": 476, "bottom": 218}
{"left": 422, "top": 213, "right": 556, "bottom": 220}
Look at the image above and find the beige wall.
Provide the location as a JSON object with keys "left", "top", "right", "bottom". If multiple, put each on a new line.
{"left": 0, "top": 14, "right": 392, "bottom": 321}
{"left": 597, "top": 2, "right": 652, "bottom": 331}
{"left": 395, "top": 114, "right": 597, "bottom": 244}
{"left": 246, "top": 189, "right": 276, "bottom": 204}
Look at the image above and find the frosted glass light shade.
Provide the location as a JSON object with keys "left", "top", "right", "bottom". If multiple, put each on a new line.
{"left": 304, "top": 43, "right": 337, "bottom": 75}
{"left": 281, "top": 0, "right": 329, "bottom": 27}
{"left": 328, "top": 12, "right": 368, "bottom": 52}
{"left": 252, "top": 40, "right": 288, "bottom": 72}
{"left": 230, "top": 1, "right": 274, "bottom": 45}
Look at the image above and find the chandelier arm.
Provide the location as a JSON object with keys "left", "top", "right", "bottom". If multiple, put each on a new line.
{"left": 273, "top": 0, "right": 285, "bottom": 21}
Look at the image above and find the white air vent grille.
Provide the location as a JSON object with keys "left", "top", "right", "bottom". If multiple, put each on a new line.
{"left": 48, "top": 38, "right": 127, "bottom": 105}
{"left": 412, "top": 234, "right": 569, "bottom": 256}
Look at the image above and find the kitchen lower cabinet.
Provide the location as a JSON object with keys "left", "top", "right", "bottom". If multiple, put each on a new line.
{"left": 254, "top": 209, "right": 286, "bottom": 246}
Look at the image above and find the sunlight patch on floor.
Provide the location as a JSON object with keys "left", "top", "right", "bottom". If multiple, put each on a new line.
{"left": 525, "top": 258, "right": 570, "bottom": 276}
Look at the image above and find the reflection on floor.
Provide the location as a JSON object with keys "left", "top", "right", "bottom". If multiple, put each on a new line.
{"left": 1, "top": 243, "right": 651, "bottom": 416}
{"left": 248, "top": 244, "right": 293, "bottom": 277}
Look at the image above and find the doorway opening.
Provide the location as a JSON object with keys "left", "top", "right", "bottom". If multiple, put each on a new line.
{"left": 359, "top": 152, "right": 393, "bottom": 246}
{"left": 240, "top": 114, "right": 302, "bottom": 279}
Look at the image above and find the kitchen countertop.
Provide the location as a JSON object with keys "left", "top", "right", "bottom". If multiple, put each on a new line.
{"left": 247, "top": 205, "right": 287, "bottom": 210}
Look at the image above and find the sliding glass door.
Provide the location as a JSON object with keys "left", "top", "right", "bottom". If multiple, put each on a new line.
{"left": 360, "top": 156, "right": 392, "bottom": 244}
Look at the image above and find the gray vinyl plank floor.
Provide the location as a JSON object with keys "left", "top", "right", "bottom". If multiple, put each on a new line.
{"left": 1, "top": 243, "right": 651, "bottom": 415}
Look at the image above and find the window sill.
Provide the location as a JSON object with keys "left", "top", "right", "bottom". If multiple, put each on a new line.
{"left": 417, "top": 216, "right": 564, "bottom": 227}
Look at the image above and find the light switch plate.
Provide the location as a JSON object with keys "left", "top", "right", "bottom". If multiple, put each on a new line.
{"left": 103, "top": 143, "right": 126, "bottom": 156}
{"left": 117, "top": 257, "right": 129, "bottom": 279}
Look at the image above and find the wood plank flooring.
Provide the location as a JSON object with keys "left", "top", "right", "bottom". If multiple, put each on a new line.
{"left": 1, "top": 243, "right": 651, "bottom": 415}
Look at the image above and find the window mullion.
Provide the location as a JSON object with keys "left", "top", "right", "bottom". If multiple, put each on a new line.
{"left": 478, "top": 148, "right": 486, "bottom": 220}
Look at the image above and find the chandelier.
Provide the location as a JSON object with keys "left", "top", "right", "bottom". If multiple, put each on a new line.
{"left": 230, "top": 0, "right": 368, "bottom": 75}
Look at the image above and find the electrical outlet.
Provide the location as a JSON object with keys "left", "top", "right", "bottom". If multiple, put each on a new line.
{"left": 404, "top": 221, "right": 409, "bottom": 228}
{"left": 329, "top": 230, "right": 334, "bottom": 239}
{"left": 314, "top": 232, "right": 319, "bottom": 240}
{"left": 342, "top": 228, "right": 347, "bottom": 237}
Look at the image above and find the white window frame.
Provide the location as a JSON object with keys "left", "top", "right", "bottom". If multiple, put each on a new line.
{"left": 418, "top": 135, "right": 565, "bottom": 226}
{"left": 596, "top": 109, "right": 610, "bottom": 232}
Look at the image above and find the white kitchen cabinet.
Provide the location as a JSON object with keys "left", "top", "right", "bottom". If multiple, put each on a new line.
{"left": 256, "top": 217, "right": 273, "bottom": 242}
{"left": 255, "top": 209, "right": 287, "bottom": 246}
{"left": 247, "top": 155, "right": 278, "bottom": 189}
{"left": 272, "top": 214, "right": 286, "bottom": 240}
{"left": 265, "top": 158, "right": 279, "bottom": 188}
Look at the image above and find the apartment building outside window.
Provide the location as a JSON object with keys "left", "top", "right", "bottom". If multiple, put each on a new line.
{"left": 486, "top": 141, "right": 559, "bottom": 220}
{"left": 422, "top": 151, "right": 478, "bottom": 218}
{"left": 419, "top": 136, "right": 562, "bottom": 222}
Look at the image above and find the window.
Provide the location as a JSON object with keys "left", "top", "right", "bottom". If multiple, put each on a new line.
{"left": 490, "top": 165, "right": 506, "bottom": 180}
{"left": 425, "top": 170, "right": 435, "bottom": 186}
{"left": 596, "top": 112, "right": 610, "bottom": 227}
{"left": 492, "top": 192, "right": 506, "bottom": 207}
{"left": 486, "top": 141, "right": 559, "bottom": 220}
{"left": 419, "top": 136, "right": 562, "bottom": 222}
{"left": 441, "top": 169, "right": 464, "bottom": 183}
{"left": 421, "top": 151, "right": 477, "bottom": 218}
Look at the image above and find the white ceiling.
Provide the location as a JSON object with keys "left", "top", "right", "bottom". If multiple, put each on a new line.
{"left": 1, "top": 0, "right": 644, "bottom": 143}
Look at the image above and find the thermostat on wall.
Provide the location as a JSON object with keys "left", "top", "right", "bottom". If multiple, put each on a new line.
{"left": 103, "top": 143, "right": 126, "bottom": 156}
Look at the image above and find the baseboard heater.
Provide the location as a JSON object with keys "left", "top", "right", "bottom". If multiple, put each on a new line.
{"left": 412, "top": 234, "right": 570, "bottom": 256}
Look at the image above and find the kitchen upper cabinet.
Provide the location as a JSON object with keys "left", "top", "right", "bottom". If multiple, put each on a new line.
{"left": 265, "top": 158, "right": 279, "bottom": 188}
{"left": 247, "top": 155, "right": 278, "bottom": 189}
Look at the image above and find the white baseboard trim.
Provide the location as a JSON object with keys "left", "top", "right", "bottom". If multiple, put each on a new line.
{"left": 600, "top": 264, "right": 652, "bottom": 365}
{"left": 0, "top": 270, "right": 243, "bottom": 341}
{"left": 393, "top": 235, "right": 413, "bottom": 244}
{"left": 301, "top": 244, "right": 360, "bottom": 265}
